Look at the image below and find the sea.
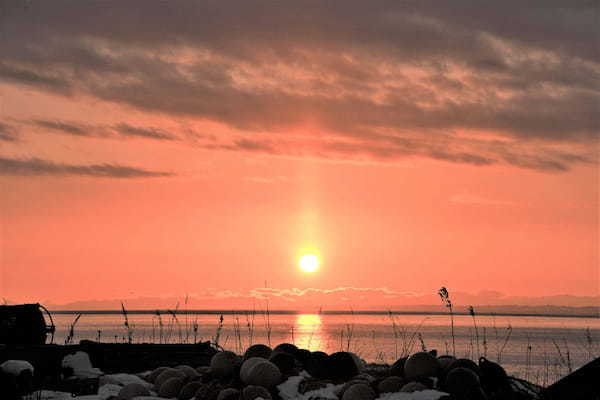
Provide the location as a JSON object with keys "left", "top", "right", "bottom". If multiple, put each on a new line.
{"left": 50, "top": 311, "right": 599, "bottom": 386}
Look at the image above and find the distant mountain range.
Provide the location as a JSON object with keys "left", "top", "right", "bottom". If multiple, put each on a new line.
{"left": 23, "top": 290, "right": 598, "bottom": 317}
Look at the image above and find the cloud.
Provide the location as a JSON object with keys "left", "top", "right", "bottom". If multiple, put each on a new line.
{"left": 113, "top": 123, "right": 177, "bottom": 141}
{"left": 246, "top": 286, "right": 415, "bottom": 301}
{"left": 32, "top": 119, "right": 177, "bottom": 141}
{"left": 0, "top": 62, "right": 71, "bottom": 94}
{"left": 1, "top": 1, "right": 598, "bottom": 171}
{"left": 34, "top": 120, "right": 89, "bottom": 136}
{"left": 0, "top": 156, "right": 173, "bottom": 178}
{"left": 0, "top": 123, "right": 19, "bottom": 142}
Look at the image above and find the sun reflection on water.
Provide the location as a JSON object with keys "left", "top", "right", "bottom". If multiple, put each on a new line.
{"left": 294, "top": 314, "right": 323, "bottom": 351}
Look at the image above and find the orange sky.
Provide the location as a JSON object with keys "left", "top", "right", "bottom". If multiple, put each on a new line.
{"left": 0, "top": 1, "right": 598, "bottom": 309}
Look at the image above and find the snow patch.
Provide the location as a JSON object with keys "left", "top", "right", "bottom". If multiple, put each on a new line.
{"left": 278, "top": 375, "right": 305, "bottom": 399}
{"left": 98, "top": 383, "right": 122, "bottom": 399}
{"left": 62, "top": 351, "right": 103, "bottom": 378}
{"left": 375, "top": 390, "right": 449, "bottom": 400}
{"left": 0, "top": 360, "right": 34, "bottom": 376}
{"left": 277, "top": 375, "right": 345, "bottom": 400}
{"left": 104, "top": 372, "right": 153, "bottom": 388}
{"left": 30, "top": 391, "right": 74, "bottom": 400}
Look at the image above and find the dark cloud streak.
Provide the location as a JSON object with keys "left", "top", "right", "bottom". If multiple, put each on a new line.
{"left": 0, "top": 157, "right": 173, "bottom": 178}
{"left": 32, "top": 120, "right": 177, "bottom": 141}
{"left": 113, "top": 123, "right": 176, "bottom": 141}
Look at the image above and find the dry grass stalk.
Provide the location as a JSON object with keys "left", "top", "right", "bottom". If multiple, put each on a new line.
{"left": 213, "top": 314, "right": 224, "bottom": 349}
{"left": 120, "top": 302, "right": 133, "bottom": 344}
{"left": 65, "top": 313, "right": 82, "bottom": 345}
{"left": 438, "top": 287, "right": 456, "bottom": 356}
{"left": 468, "top": 306, "right": 481, "bottom": 357}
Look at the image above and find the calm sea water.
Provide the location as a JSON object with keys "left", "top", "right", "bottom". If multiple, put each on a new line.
{"left": 50, "top": 312, "right": 599, "bottom": 386}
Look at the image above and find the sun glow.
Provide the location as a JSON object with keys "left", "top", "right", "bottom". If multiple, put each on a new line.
{"left": 299, "top": 253, "right": 320, "bottom": 273}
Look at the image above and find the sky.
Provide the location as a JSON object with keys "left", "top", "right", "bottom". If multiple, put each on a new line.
{"left": 0, "top": 1, "right": 598, "bottom": 310}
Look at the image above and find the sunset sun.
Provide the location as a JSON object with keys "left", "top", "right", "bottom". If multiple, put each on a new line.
{"left": 298, "top": 254, "right": 320, "bottom": 273}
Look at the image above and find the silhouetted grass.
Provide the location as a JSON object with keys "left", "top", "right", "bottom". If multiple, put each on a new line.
{"left": 64, "top": 313, "right": 81, "bottom": 345}
{"left": 438, "top": 286, "right": 456, "bottom": 356}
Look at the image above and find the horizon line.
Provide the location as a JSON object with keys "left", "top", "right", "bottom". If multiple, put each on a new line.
{"left": 46, "top": 309, "right": 599, "bottom": 319}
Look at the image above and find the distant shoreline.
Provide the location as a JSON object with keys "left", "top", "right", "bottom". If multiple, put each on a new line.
{"left": 47, "top": 309, "right": 599, "bottom": 318}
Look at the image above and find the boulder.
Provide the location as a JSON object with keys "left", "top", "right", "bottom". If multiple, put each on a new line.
{"left": 341, "top": 383, "right": 376, "bottom": 400}
{"left": 377, "top": 376, "right": 404, "bottom": 394}
{"left": 242, "top": 360, "right": 281, "bottom": 388}
{"left": 210, "top": 351, "right": 240, "bottom": 378}
{"left": 178, "top": 381, "right": 203, "bottom": 400}
{"left": 158, "top": 377, "right": 184, "bottom": 398}
{"left": 242, "top": 385, "right": 272, "bottom": 400}
{"left": 243, "top": 344, "right": 272, "bottom": 360}
{"left": 404, "top": 352, "right": 441, "bottom": 381}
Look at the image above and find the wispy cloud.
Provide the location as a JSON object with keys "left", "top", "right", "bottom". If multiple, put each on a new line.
{"left": 113, "top": 123, "right": 177, "bottom": 141}
{"left": 32, "top": 119, "right": 178, "bottom": 141}
{"left": 0, "top": 157, "right": 173, "bottom": 178}
{"left": 34, "top": 120, "right": 90, "bottom": 136}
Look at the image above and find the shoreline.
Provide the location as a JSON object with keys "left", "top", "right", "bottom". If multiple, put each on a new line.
{"left": 47, "top": 309, "right": 600, "bottom": 319}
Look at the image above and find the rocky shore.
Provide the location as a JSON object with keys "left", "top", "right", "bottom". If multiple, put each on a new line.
{"left": 1, "top": 341, "right": 559, "bottom": 400}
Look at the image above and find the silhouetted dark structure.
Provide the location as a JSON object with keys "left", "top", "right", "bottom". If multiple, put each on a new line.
{"left": 0, "top": 304, "right": 55, "bottom": 345}
{"left": 541, "top": 357, "right": 600, "bottom": 400}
